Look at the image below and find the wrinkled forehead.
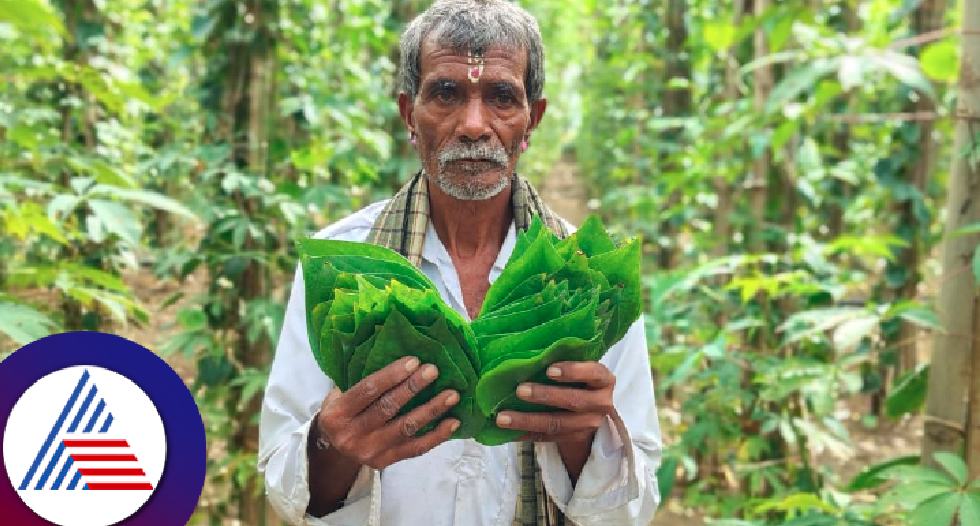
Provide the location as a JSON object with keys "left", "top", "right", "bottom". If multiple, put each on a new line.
{"left": 419, "top": 36, "right": 527, "bottom": 77}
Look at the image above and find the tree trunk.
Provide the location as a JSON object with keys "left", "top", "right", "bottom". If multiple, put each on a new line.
{"left": 826, "top": 2, "right": 859, "bottom": 243}
{"left": 236, "top": 7, "right": 276, "bottom": 525}
{"left": 922, "top": 0, "right": 980, "bottom": 471}
{"left": 893, "top": 0, "right": 947, "bottom": 381}
{"left": 57, "top": 0, "right": 95, "bottom": 332}
{"left": 658, "top": 0, "right": 691, "bottom": 270}
{"left": 712, "top": 0, "right": 744, "bottom": 261}
{"left": 202, "top": 1, "right": 280, "bottom": 523}
{"left": 748, "top": 0, "right": 772, "bottom": 254}
{"left": 970, "top": 326, "right": 980, "bottom": 481}
{"left": 869, "top": 0, "right": 946, "bottom": 419}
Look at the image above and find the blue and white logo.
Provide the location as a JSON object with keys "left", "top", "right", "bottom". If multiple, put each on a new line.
{"left": 3, "top": 365, "right": 166, "bottom": 526}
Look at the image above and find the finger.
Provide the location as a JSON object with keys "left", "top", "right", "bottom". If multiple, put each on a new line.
{"left": 383, "top": 416, "right": 460, "bottom": 465}
{"left": 384, "top": 389, "right": 459, "bottom": 441}
{"left": 319, "top": 387, "right": 343, "bottom": 414}
{"left": 325, "top": 387, "right": 342, "bottom": 405}
{"left": 339, "top": 357, "right": 421, "bottom": 416}
{"left": 358, "top": 363, "right": 440, "bottom": 429}
{"left": 496, "top": 411, "right": 603, "bottom": 436}
{"left": 546, "top": 362, "right": 615, "bottom": 389}
{"left": 515, "top": 383, "right": 610, "bottom": 413}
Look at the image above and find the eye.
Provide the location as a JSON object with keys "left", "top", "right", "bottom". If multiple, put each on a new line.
{"left": 489, "top": 85, "right": 521, "bottom": 108}
{"left": 431, "top": 83, "right": 458, "bottom": 104}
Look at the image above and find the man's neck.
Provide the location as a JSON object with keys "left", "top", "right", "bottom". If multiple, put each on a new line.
{"left": 427, "top": 178, "right": 513, "bottom": 260}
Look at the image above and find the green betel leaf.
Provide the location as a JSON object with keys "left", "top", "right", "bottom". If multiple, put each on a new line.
{"left": 474, "top": 335, "right": 599, "bottom": 446}
{"left": 418, "top": 316, "right": 479, "bottom": 388}
{"left": 298, "top": 237, "right": 419, "bottom": 270}
{"left": 321, "top": 325, "right": 354, "bottom": 390}
{"left": 588, "top": 238, "right": 643, "bottom": 347}
{"left": 474, "top": 423, "right": 526, "bottom": 446}
{"left": 471, "top": 295, "right": 564, "bottom": 342}
{"left": 482, "top": 273, "right": 550, "bottom": 317}
{"left": 301, "top": 257, "right": 341, "bottom": 361}
{"left": 480, "top": 293, "right": 601, "bottom": 371}
{"left": 346, "top": 332, "right": 380, "bottom": 389}
{"left": 301, "top": 256, "right": 340, "bottom": 313}
{"left": 300, "top": 213, "right": 643, "bottom": 445}
{"left": 480, "top": 280, "right": 568, "bottom": 321}
{"left": 553, "top": 231, "right": 582, "bottom": 261}
{"left": 511, "top": 214, "right": 548, "bottom": 259}
{"left": 329, "top": 254, "right": 436, "bottom": 290}
{"left": 477, "top": 348, "right": 544, "bottom": 386}
{"left": 482, "top": 231, "right": 564, "bottom": 313}
{"left": 574, "top": 214, "right": 616, "bottom": 257}
{"left": 548, "top": 250, "right": 600, "bottom": 292}
{"left": 310, "top": 303, "right": 341, "bottom": 384}
{"left": 450, "top": 394, "right": 488, "bottom": 439}
{"left": 447, "top": 320, "right": 482, "bottom": 376}
{"left": 358, "top": 308, "right": 471, "bottom": 433}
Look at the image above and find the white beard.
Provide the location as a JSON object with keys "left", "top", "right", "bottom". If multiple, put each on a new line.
{"left": 428, "top": 169, "right": 510, "bottom": 200}
{"left": 424, "top": 140, "right": 513, "bottom": 200}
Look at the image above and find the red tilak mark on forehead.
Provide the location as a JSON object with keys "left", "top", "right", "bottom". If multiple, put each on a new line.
{"left": 470, "top": 68, "right": 480, "bottom": 77}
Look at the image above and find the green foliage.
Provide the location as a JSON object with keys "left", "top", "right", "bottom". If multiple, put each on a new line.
{"left": 920, "top": 41, "right": 960, "bottom": 82}
{"left": 876, "top": 452, "right": 980, "bottom": 526}
{"left": 886, "top": 364, "right": 929, "bottom": 417}
{"left": 0, "top": 300, "right": 57, "bottom": 345}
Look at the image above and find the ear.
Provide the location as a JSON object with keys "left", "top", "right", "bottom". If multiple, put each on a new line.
{"left": 398, "top": 93, "right": 415, "bottom": 134}
{"left": 526, "top": 98, "right": 547, "bottom": 136}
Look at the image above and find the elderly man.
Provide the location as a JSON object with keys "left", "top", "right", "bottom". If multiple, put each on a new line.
{"left": 258, "top": 1, "right": 663, "bottom": 525}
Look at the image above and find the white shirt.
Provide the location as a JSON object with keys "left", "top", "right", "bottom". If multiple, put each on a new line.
{"left": 258, "top": 200, "right": 664, "bottom": 526}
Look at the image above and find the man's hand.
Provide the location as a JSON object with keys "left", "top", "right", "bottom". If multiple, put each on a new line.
{"left": 316, "top": 356, "right": 461, "bottom": 470}
{"left": 494, "top": 361, "right": 616, "bottom": 482}
{"left": 307, "top": 356, "right": 458, "bottom": 517}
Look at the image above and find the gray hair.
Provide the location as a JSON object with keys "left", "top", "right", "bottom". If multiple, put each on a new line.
{"left": 397, "top": 0, "right": 545, "bottom": 104}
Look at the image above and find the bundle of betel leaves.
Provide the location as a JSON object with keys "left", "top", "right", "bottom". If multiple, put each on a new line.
{"left": 298, "top": 214, "right": 642, "bottom": 446}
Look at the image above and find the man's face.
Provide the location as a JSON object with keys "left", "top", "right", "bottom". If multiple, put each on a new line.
{"left": 400, "top": 39, "right": 546, "bottom": 201}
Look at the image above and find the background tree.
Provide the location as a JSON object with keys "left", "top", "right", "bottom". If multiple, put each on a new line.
{"left": 923, "top": 0, "right": 979, "bottom": 478}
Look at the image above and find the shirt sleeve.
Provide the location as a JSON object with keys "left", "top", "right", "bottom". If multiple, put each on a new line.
{"left": 533, "top": 319, "right": 664, "bottom": 526}
{"left": 257, "top": 264, "right": 381, "bottom": 526}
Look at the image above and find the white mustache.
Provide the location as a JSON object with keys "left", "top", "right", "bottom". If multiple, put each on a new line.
{"left": 439, "top": 143, "right": 509, "bottom": 166}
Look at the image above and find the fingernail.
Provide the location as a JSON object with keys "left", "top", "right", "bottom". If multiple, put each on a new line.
{"left": 446, "top": 391, "right": 459, "bottom": 406}
{"left": 450, "top": 420, "right": 461, "bottom": 432}
{"left": 405, "top": 357, "right": 420, "bottom": 372}
{"left": 517, "top": 384, "right": 533, "bottom": 398}
{"left": 422, "top": 364, "right": 438, "bottom": 381}
{"left": 497, "top": 414, "right": 512, "bottom": 427}
{"left": 547, "top": 366, "right": 561, "bottom": 377}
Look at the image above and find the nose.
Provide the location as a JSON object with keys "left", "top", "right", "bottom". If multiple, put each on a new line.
{"left": 457, "top": 97, "right": 492, "bottom": 143}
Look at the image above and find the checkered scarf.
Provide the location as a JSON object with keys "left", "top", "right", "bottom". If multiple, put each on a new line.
{"left": 367, "top": 170, "right": 569, "bottom": 526}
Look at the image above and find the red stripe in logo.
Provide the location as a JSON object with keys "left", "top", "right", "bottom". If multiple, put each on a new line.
{"left": 61, "top": 439, "right": 129, "bottom": 448}
{"left": 86, "top": 483, "right": 154, "bottom": 491}
{"left": 77, "top": 468, "right": 146, "bottom": 477}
